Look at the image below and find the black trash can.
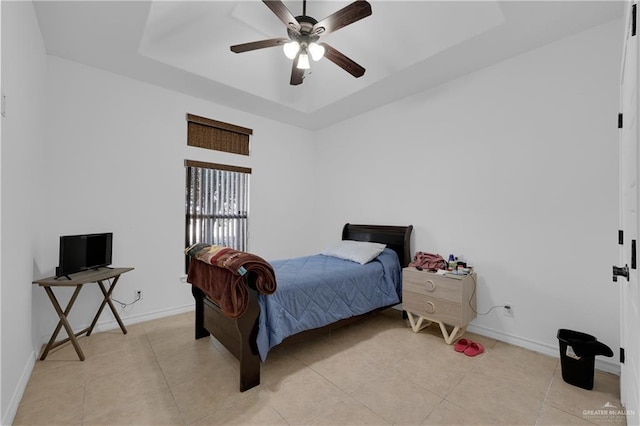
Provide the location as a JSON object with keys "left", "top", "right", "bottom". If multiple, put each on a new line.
{"left": 557, "top": 329, "right": 613, "bottom": 390}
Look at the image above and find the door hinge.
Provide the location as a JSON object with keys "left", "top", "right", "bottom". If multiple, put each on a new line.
{"left": 621, "top": 347, "right": 626, "bottom": 364}
{"left": 619, "top": 229, "right": 624, "bottom": 245}
{"left": 613, "top": 265, "right": 630, "bottom": 282}
{"left": 633, "top": 4, "right": 637, "bottom": 37}
{"left": 633, "top": 240, "right": 637, "bottom": 269}
{"left": 619, "top": 113, "right": 624, "bottom": 128}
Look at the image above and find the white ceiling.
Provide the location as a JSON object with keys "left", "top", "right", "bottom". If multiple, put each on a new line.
{"left": 33, "top": 1, "right": 624, "bottom": 130}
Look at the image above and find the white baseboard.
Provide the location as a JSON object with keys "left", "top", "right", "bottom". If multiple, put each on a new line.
{"left": 36, "top": 303, "right": 195, "bottom": 343}
{"left": 89, "top": 303, "right": 195, "bottom": 334}
{"left": 396, "top": 305, "right": 619, "bottom": 374}
{"left": 467, "top": 323, "right": 620, "bottom": 375}
{"left": 2, "top": 350, "right": 36, "bottom": 426}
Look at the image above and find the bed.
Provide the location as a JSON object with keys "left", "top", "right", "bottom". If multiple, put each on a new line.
{"left": 190, "top": 223, "right": 413, "bottom": 392}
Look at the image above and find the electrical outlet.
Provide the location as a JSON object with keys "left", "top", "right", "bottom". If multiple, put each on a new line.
{"left": 135, "top": 289, "right": 143, "bottom": 301}
{"left": 504, "top": 304, "right": 514, "bottom": 317}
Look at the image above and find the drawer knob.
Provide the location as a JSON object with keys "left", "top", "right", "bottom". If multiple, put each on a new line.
{"left": 424, "top": 280, "right": 436, "bottom": 292}
{"left": 425, "top": 301, "right": 435, "bottom": 314}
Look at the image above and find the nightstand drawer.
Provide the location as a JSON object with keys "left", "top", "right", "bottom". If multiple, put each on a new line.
{"left": 403, "top": 291, "right": 464, "bottom": 326}
{"left": 403, "top": 269, "right": 462, "bottom": 303}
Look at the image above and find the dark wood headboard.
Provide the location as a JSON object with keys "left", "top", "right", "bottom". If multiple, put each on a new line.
{"left": 342, "top": 223, "right": 413, "bottom": 267}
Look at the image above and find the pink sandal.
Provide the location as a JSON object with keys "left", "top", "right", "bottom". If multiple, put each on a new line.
{"left": 464, "top": 342, "right": 485, "bottom": 357}
{"left": 454, "top": 338, "right": 472, "bottom": 352}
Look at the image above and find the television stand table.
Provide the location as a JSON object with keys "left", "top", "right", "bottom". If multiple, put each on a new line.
{"left": 32, "top": 267, "right": 134, "bottom": 361}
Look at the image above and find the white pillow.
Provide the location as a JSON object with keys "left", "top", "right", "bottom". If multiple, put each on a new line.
{"left": 320, "top": 240, "right": 387, "bottom": 265}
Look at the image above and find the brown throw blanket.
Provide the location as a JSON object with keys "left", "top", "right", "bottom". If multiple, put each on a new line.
{"left": 185, "top": 244, "right": 276, "bottom": 318}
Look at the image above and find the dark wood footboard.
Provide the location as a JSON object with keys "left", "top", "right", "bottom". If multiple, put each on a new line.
{"left": 192, "top": 282, "right": 261, "bottom": 392}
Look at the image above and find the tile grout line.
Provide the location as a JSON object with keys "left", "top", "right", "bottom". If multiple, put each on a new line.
{"left": 302, "top": 356, "right": 393, "bottom": 424}
{"left": 292, "top": 329, "right": 397, "bottom": 425}
{"left": 532, "top": 371, "right": 554, "bottom": 425}
{"left": 538, "top": 364, "right": 604, "bottom": 426}
{"left": 142, "top": 325, "right": 189, "bottom": 426}
{"left": 81, "top": 344, "right": 88, "bottom": 426}
{"left": 533, "top": 378, "right": 555, "bottom": 425}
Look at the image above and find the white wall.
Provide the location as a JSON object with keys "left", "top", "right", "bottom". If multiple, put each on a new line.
{"left": 1, "top": 1, "right": 47, "bottom": 423}
{"left": 33, "top": 55, "right": 317, "bottom": 342}
{"left": 313, "top": 19, "right": 622, "bottom": 369}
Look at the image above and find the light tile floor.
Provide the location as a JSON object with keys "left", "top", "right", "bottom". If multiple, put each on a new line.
{"left": 13, "top": 310, "right": 625, "bottom": 425}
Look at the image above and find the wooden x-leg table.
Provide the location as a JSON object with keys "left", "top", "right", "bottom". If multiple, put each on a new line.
{"left": 33, "top": 267, "right": 134, "bottom": 361}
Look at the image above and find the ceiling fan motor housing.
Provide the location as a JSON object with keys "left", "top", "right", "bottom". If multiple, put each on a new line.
{"left": 288, "top": 15, "right": 322, "bottom": 48}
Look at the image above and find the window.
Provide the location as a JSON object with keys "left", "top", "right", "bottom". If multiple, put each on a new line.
{"left": 185, "top": 160, "right": 251, "bottom": 257}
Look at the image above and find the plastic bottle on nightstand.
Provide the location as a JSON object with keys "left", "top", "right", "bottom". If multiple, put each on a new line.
{"left": 448, "top": 254, "right": 456, "bottom": 270}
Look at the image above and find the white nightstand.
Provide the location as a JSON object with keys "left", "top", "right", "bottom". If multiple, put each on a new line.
{"left": 402, "top": 267, "right": 477, "bottom": 344}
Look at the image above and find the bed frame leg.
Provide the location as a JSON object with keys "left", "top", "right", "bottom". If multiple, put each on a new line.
{"left": 236, "top": 286, "right": 261, "bottom": 392}
{"left": 192, "top": 286, "right": 210, "bottom": 340}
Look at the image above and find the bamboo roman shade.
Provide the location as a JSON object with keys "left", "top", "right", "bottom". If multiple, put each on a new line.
{"left": 186, "top": 114, "right": 252, "bottom": 156}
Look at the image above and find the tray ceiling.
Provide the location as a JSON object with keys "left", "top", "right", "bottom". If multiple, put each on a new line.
{"left": 34, "top": 1, "right": 624, "bottom": 130}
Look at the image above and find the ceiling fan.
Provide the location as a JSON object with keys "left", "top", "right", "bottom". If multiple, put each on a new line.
{"left": 230, "top": 0, "right": 372, "bottom": 85}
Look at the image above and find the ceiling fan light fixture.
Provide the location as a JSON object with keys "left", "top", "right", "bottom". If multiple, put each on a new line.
{"left": 283, "top": 41, "right": 300, "bottom": 59}
{"left": 308, "top": 42, "right": 325, "bottom": 61}
{"left": 230, "top": 0, "right": 372, "bottom": 85}
{"left": 296, "top": 51, "right": 311, "bottom": 69}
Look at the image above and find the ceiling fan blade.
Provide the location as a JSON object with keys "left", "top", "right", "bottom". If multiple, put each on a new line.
{"left": 263, "top": 0, "right": 301, "bottom": 34}
{"left": 319, "top": 43, "right": 365, "bottom": 78}
{"left": 290, "top": 53, "right": 304, "bottom": 85}
{"left": 312, "top": 0, "right": 372, "bottom": 36}
{"left": 230, "top": 38, "right": 288, "bottom": 54}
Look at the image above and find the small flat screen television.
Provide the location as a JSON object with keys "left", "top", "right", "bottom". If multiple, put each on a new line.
{"left": 56, "top": 233, "right": 113, "bottom": 278}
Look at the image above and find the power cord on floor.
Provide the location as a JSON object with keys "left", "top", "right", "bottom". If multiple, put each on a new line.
{"left": 468, "top": 273, "right": 510, "bottom": 315}
{"left": 108, "top": 278, "right": 142, "bottom": 309}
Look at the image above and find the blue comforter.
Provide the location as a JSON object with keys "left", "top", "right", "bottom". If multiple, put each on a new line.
{"left": 256, "top": 248, "right": 401, "bottom": 361}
